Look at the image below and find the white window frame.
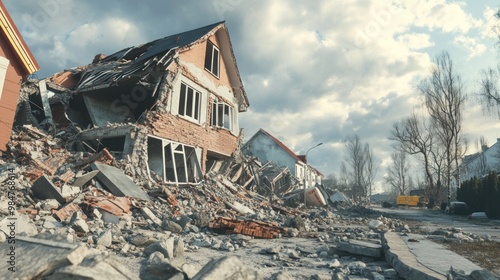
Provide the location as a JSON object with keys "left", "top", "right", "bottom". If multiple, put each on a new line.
{"left": 211, "top": 98, "right": 234, "bottom": 130}
{"left": 147, "top": 136, "right": 202, "bottom": 184}
{"left": 178, "top": 81, "right": 202, "bottom": 123}
{"left": 204, "top": 40, "right": 220, "bottom": 78}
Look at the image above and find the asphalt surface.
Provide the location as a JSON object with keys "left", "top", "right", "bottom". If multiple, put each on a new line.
{"left": 373, "top": 206, "right": 500, "bottom": 242}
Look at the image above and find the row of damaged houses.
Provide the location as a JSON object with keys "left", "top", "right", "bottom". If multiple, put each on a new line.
{"left": 0, "top": 6, "right": 324, "bottom": 199}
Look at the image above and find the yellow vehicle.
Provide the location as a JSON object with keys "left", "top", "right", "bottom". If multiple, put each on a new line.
{"left": 397, "top": 195, "right": 427, "bottom": 207}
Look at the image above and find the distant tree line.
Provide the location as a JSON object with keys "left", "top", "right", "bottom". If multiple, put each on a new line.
{"left": 458, "top": 172, "right": 500, "bottom": 219}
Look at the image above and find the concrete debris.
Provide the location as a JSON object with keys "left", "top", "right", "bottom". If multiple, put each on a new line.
{"left": 31, "top": 174, "right": 67, "bottom": 204}
{"left": 72, "top": 170, "right": 99, "bottom": 187}
{"left": 47, "top": 255, "right": 135, "bottom": 280}
{"left": 91, "top": 162, "right": 151, "bottom": 202}
{"left": 329, "top": 191, "right": 352, "bottom": 205}
{"left": 192, "top": 256, "right": 261, "bottom": 280}
{"left": 0, "top": 236, "right": 88, "bottom": 279}
{"left": 336, "top": 239, "right": 383, "bottom": 258}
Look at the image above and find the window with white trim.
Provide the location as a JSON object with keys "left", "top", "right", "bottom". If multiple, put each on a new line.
{"left": 211, "top": 99, "right": 233, "bottom": 130}
{"left": 147, "top": 136, "right": 202, "bottom": 183}
{"left": 204, "top": 40, "right": 219, "bottom": 77}
{"left": 178, "top": 82, "right": 201, "bottom": 122}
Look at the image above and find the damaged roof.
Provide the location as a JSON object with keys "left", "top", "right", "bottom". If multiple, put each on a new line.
{"left": 103, "top": 21, "right": 224, "bottom": 64}
{"left": 48, "top": 21, "right": 249, "bottom": 110}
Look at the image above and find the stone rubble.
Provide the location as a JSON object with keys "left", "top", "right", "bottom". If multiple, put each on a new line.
{"left": 0, "top": 126, "right": 498, "bottom": 279}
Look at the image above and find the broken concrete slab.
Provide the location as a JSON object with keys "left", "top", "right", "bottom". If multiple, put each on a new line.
{"left": 226, "top": 201, "right": 256, "bottom": 215}
{"left": 72, "top": 170, "right": 99, "bottom": 187}
{"left": 336, "top": 239, "right": 383, "bottom": 258}
{"left": 191, "top": 256, "right": 261, "bottom": 280}
{"left": 141, "top": 207, "right": 162, "bottom": 226}
{"left": 0, "top": 214, "right": 38, "bottom": 237}
{"left": 91, "top": 162, "right": 151, "bottom": 201}
{"left": 0, "top": 235, "right": 88, "bottom": 279}
{"left": 31, "top": 174, "right": 66, "bottom": 204}
{"left": 46, "top": 255, "right": 135, "bottom": 280}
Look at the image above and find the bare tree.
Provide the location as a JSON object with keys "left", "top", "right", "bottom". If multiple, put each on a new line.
{"left": 419, "top": 51, "right": 466, "bottom": 208}
{"left": 389, "top": 114, "right": 446, "bottom": 206}
{"left": 478, "top": 11, "right": 500, "bottom": 116}
{"left": 340, "top": 135, "right": 378, "bottom": 203}
{"left": 480, "top": 61, "right": 500, "bottom": 118}
{"left": 385, "top": 149, "right": 410, "bottom": 195}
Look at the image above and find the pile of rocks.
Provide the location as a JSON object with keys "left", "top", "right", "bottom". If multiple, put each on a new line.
{"left": 0, "top": 126, "right": 417, "bottom": 279}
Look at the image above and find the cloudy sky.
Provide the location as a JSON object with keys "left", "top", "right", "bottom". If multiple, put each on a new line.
{"left": 5, "top": 0, "right": 500, "bottom": 191}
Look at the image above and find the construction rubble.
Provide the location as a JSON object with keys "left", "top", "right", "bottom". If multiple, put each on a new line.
{"left": 0, "top": 117, "right": 495, "bottom": 280}
{"left": 1, "top": 125, "right": 500, "bottom": 279}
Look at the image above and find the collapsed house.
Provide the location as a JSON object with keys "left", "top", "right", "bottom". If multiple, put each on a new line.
{"left": 0, "top": 1, "right": 39, "bottom": 154}
{"left": 15, "top": 21, "right": 249, "bottom": 184}
{"left": 242, "top": 129, "right": 324, "bottom": 189}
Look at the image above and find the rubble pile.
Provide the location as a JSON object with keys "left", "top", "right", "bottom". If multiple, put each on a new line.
{"left": 0, "top": 124, "right": 410, "bottom": 279}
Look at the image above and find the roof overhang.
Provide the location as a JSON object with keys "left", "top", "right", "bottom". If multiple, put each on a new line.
{"left": 0, "top": 2, "right": 39, "bottom": 75}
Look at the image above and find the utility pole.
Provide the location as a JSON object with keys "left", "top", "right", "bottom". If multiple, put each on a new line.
{"left": 303, "top": 142, "right": 323, "bottom": 206}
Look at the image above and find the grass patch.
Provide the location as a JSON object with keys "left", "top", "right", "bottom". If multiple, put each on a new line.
{"left": 440, "top": 241, "right": 500, "bottom": 276}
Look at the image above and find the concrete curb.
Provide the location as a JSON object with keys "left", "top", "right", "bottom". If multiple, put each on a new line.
{"left": 382, "top": 231, "right": 445, "bottom": 280}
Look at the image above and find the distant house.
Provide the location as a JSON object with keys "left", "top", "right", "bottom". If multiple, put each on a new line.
{"left": 0, "top": 2, "right": 39, "bottom": 154}
{"left": 459, "top": 138, "right": 500, "bottom": 182}
{"left": 242, "top": 129, "right": 323, "bottom": 188}
{"left": 16, "top": 21, "right": 248, "bottom": 184}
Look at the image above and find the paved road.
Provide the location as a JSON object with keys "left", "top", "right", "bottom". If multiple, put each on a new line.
{"left": 373, "top": 206, "right": 500, "bottom": 242}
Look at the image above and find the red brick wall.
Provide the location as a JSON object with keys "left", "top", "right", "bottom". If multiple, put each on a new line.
{"left": 147, "top": 112, "right": 238, "bottom": 173}
{"left": 0, "top": 38, "right": 25, "bottom": 154}
{"left": 178, "top": 33, "right": 231, "bottom": 89}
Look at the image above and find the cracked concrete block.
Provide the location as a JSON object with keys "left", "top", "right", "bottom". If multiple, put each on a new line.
{"left": 91, "top": 162, "right": 151, "bottom": 201}
{"left": 72, "top": 170, "right": 99, "bottom": 187}
{"left": 31, "top": 175, "right": 66, "bottom": 204}
{"left": 336, "top": 239, "right": 382, "bottom": 258}
{"left": 0, "top": 236, "right": 88, "bottom": 279}
{"left": 192, "top": 256, "right": 261, "bottom": 280}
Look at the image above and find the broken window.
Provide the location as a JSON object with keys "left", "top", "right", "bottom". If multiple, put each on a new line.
{"left": 204, "top": 40, "right": 219, "bottom": 77}
{"left": 178, "top": 82, "right": 201, "bottom": 122}
{"left": 147, "top": 136, "right": 202, "bottom": 183}
{"left": 211, "top": 99, "right": 233, "bottom": 130}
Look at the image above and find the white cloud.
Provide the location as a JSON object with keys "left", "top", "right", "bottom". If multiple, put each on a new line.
{"left": 453, "top": 35, "right": 487, "bottom": 59}
{"left": 397, "top": 33, "right": 434, "bottom": 50}
{"left": 480, "top": 6, "right": 500, "bottom": 40}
